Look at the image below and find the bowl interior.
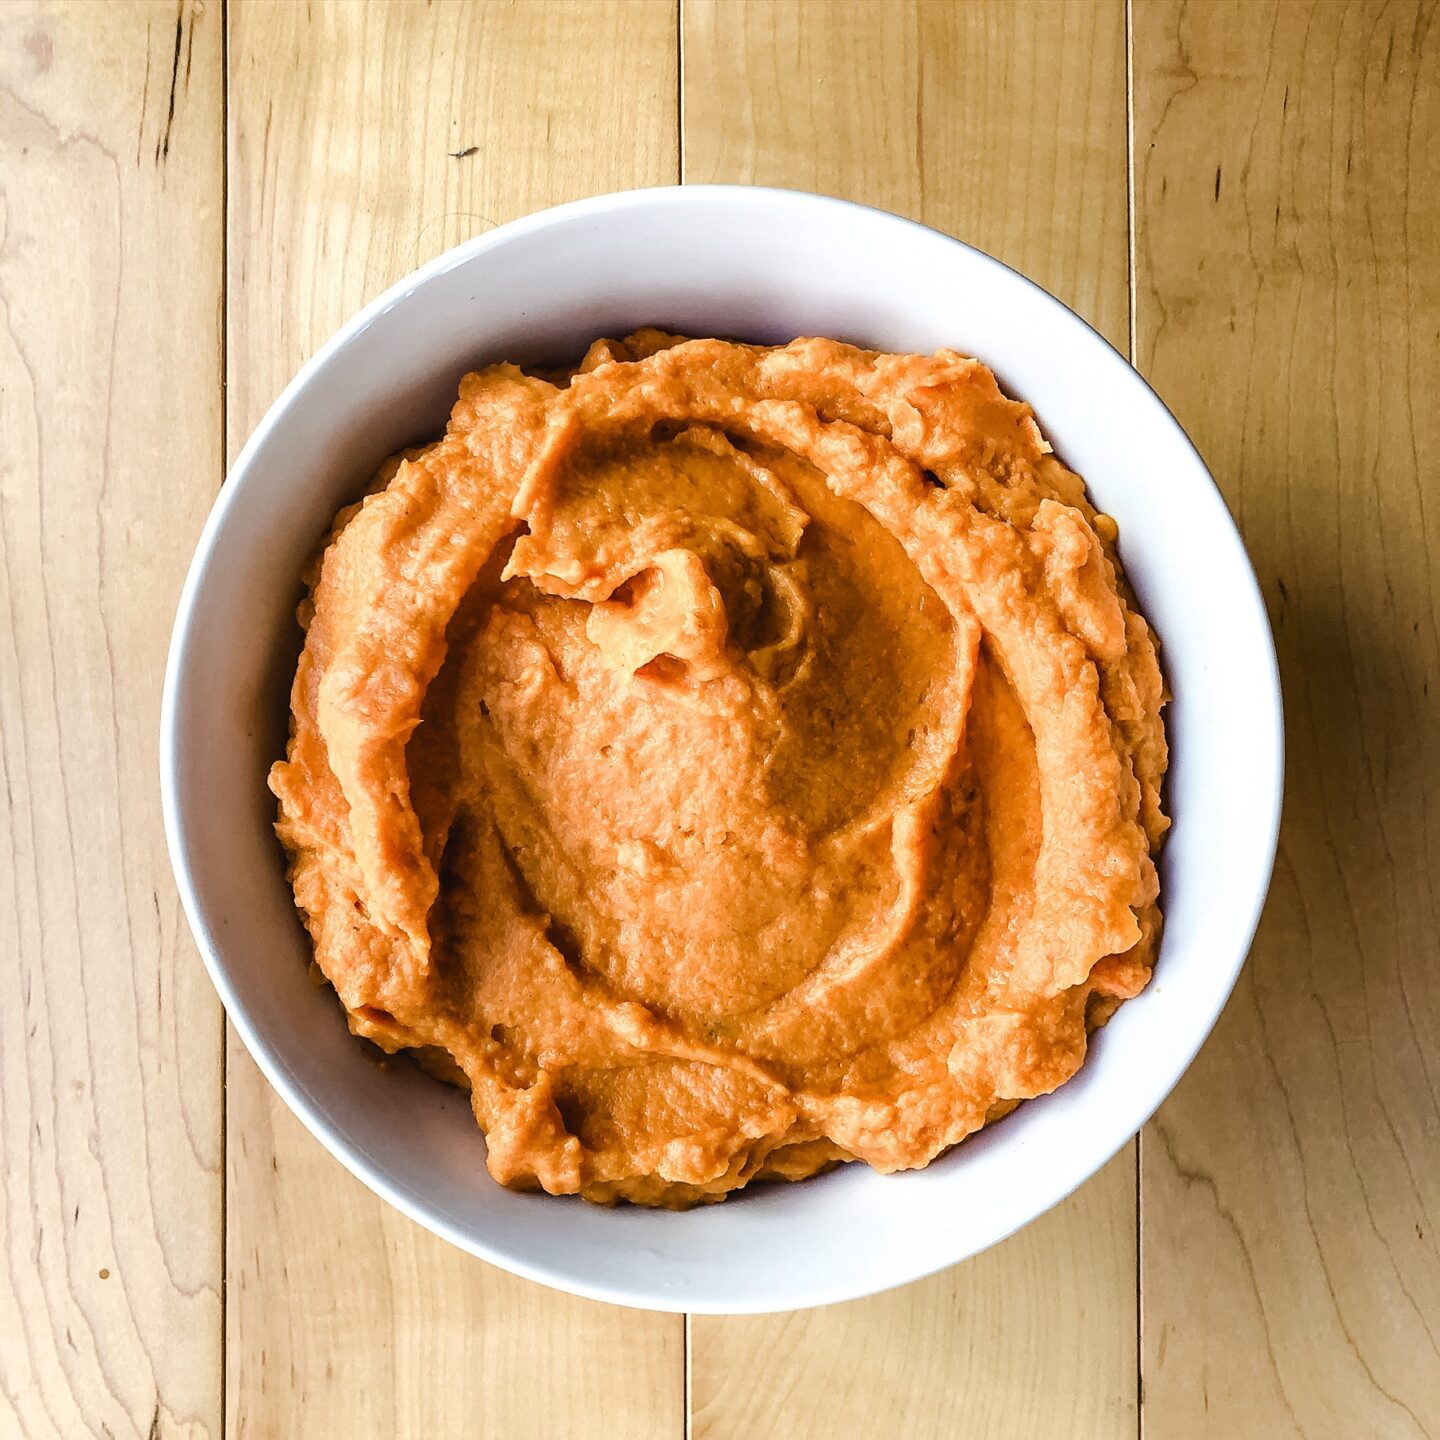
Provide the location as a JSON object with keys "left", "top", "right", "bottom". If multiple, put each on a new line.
{"left": 163, "top": 186, "right": 1282, "bottom": 1314}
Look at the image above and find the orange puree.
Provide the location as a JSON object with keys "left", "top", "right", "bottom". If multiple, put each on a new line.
{"left": 270, "top": 331, "right": 1168, "bottom": 1207}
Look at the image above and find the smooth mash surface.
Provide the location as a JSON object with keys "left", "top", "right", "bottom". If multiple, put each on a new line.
{"left": 270, "top": 331, "right": 1169, "bottom": 1207}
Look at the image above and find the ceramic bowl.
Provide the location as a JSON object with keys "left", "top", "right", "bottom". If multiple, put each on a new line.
{"left": 161, "top": 186, "right": 1283, "bottom": 1314}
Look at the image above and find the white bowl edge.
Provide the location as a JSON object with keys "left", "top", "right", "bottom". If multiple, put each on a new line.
{"left": 160, "top": 185, "right": 1284, "bottom": 1314}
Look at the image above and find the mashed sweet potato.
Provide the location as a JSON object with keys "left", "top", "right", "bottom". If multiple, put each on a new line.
{"left": 270, "top": 330, "right": 1168, "bottom": 1207}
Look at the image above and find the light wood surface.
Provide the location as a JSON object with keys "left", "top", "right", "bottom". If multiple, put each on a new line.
{"left": 0, "top": 4, "right": 224, "bottom": 1438}
{"left": 3, "top": 1, "right": 1438, "bottom": 1436}
{"left": 224, "top": 3, "right": 682, "bottom": 1437}
{"left": 1134, "top": 2, "right": 1440, "bottom": 1435}
{"left": 684, "top": 4, "right": 1138, "bottom": 1436}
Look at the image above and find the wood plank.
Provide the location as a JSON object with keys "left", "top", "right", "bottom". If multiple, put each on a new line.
{"left": 682, "top": 3, "right": 1137, "bottom": 1435}
{"left": 690, "top": 1160, "right": 1137, "bottom": 1439}
{"left": 1133, "top": 1, "right": 1440, "bottom": 1434}
{"left": 224, "top": 3, "right": 683, "bottom": 1435}
{"left": 0, "top": 2, "right": 224, "bottom": 1436}
{"left": 682, "top": 0, "right": 1130, "bottom": 346}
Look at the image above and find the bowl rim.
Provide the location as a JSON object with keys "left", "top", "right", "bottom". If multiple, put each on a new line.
{"left": 160, "top": 183, "right": 1284, "bottom": 1313}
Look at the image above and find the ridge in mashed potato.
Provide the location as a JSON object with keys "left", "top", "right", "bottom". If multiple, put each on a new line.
{"left": 270, "top": 330, "right": 1169, "bottom": 1208}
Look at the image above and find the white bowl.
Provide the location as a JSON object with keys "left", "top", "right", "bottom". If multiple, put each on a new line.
{"left": 161, "top": 186, "right": 1283, "bottom": 1314}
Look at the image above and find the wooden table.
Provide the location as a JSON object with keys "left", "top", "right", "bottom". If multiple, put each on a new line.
{"left": 3, "top": 2, "right": 1437, "bottom": 1435}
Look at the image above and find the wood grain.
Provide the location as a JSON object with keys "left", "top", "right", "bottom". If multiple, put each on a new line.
{"left": 1133, "top": 1, "right": 1440, "bottom": 1435}
{"left": 0, "top": 3, "right": 224, "bottom": 1437}
{"left": 682, "top": 4, "right": 1138, "bottom": 1435}
{"left": 683, "top": 0, "right": 1130, "bottom": 348}
{"left": 224, "top": 3, "right": 682, "bottom": 1435}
